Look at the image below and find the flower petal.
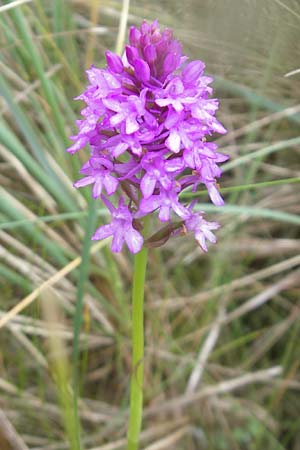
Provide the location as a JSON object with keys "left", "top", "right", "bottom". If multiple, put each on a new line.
{"left": 126, "top": 116, "right": 139, "bottom": 134}
{"left": 92, "top": 179, "right": 103, "bottom": 198}
{"left": 92, "top": 224, "right": 114, "bottom": 240}
{"left": 166, "top": 130, "right": 181, "bottom": 153}
{"left": 158, "top": 206, "right": 170, "bottom": 222}
{"left": 140, "top": 196, "right": 162, "bottom": 213}
{"left": 111, "top": 227, "right": 125, "bottom": 252}
{"left": 125, "top": 228, "right": 144, "bottom": 253}
{"left": 104, "top": 176, "right": 118, "bottom": 195}
{"left": 141, "top": 174, "right": 156, "bottom": 198}
{"left": 207, "top": 183, "right": 224, "bottom": 206}
{"left": 74, "top": 176, "right": 95, "bottom": 188}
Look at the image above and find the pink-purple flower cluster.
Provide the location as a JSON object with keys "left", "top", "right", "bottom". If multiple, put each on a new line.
{"left": 67, "top": 20, "right": 228, "bottom": 253}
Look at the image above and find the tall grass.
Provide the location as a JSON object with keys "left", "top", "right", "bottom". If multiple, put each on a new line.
{"left": 0, "top": 1, "right": 299, "bottom": 449}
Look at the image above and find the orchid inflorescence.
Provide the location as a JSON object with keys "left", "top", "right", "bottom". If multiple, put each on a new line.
{"left": 67, "top": 20, "right": 228, "bottom": 253}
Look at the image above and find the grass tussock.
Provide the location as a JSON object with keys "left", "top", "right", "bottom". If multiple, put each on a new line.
{"left": 0, "top": 1, "right": 300, "bottom": 449}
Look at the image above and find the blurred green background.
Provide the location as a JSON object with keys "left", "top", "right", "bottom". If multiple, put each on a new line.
{"left": 0, "top": 0, "right": 300, "bottom": 449}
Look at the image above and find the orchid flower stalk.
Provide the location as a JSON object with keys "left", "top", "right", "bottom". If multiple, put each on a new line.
{"left": 67, "top": 20, "right": 228, "bottom": 450}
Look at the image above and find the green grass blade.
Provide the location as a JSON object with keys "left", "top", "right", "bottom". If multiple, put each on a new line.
{"left": 196, "top": 203, "right": 300, "bottom": 225}
{"left": 215, "top": 76, "right": 300, "bottom": 125}
{"left": 10, "top": 6, "right": 69, "bottom": 145}
{"left": 182, "top": 177, "right": 300, "bottom": 199}
{"left": 222, "top": 137, "right": 300, "bottom": 172}
{"left": 0, "top": 121, "right": 78, "bottom": 212}
{"left": 72, "top": 201, "right": 97, "bottom": 449}
{"left": 0, "top": 189, "right": 70, "bottom": 265}
{"left": 0, "top": 263, "right": 32, "bottom": 294}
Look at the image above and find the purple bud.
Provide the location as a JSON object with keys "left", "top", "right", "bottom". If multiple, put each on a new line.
{"left": 133, "top": 59, "right": 151, "bottom": 82}
{"left": 144, "top": 44, "right": 157, "bottom": 63}
{"left": 125, "top": 45, "right": 139, "bottom": 66}
{"left": 140, "top": 20, "right": 151, "bottom": 35}
{"left": 182, "top": 60, "right": 205, "bottom": 84}
{"left": 129, "top": 26, "right": 141, "bottom": 46}
{"left": 163, "top": 52, "right": 178, "bottom": 76}
{"left": 105, "top": 51, "right": 123, "bottom": 73}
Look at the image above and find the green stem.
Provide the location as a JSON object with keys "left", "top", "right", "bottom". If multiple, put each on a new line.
{"left": 127, "top": 236, "right": 149, "bottom": 450}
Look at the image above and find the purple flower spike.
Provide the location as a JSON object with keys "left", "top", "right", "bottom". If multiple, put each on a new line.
{"left": 67, "top": 20, "right": 229, "bottom": 253}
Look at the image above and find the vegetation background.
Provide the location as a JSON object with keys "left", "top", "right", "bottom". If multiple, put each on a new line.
{"left": 0, "top": 0, "right": 300, "bottom": 449}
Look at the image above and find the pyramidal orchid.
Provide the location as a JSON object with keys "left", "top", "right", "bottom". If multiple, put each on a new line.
{"left": 67, "top": 20, "right": 229, "bottom": 450}
{"left": 67, "top": 20, "right": 228, "bottom": 254}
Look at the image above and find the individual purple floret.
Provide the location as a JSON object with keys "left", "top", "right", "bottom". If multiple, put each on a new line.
{"left": 67, "top": 20, "right": 228, "bottom": 253}
{"left": 184, "top": 212, "right": 220, "bottom": 252}
{"left": 92, "top": 197, "right": 144, "bottom": 253}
